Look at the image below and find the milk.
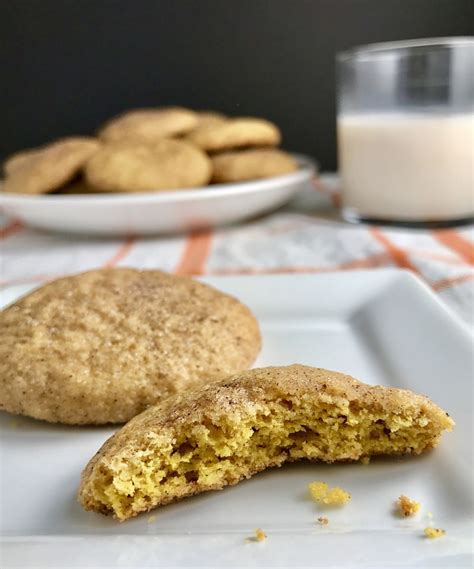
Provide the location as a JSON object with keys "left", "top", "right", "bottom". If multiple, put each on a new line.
{"left": 338, "top": 113, "right": 474, "bottom": 221}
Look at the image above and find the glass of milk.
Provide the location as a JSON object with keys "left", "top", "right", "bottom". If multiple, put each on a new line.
{"left": 337, "top": 38, "right": 474, "bottom": 225}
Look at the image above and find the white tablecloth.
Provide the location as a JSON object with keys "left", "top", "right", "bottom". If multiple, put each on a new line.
{"left": 1, "top": 175, "right": 473, "bottom": 325}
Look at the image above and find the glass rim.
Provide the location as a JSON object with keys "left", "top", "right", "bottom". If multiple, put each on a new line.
{"left": 338, "top": 36, "right": 474, "bottom": 61}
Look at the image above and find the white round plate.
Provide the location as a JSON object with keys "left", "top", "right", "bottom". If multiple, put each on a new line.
{"left": 0, "top": 155, "right": 316, "bottom": 236}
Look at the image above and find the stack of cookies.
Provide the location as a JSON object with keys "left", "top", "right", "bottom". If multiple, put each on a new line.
{"left": 1, "top": 107, "right": 298, "bottom": 195}
{"left": 183, "top": 111, "right": 297, "bottom": 184}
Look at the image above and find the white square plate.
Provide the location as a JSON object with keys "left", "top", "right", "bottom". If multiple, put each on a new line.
{"left": 1, "top": 270, "right": 472, "bottom": 568}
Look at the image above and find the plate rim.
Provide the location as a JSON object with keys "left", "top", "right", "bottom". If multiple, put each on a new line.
{"left": 1, "top": 269, "right": 471, "bottom": 338}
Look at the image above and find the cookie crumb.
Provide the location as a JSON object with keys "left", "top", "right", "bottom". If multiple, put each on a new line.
{"left": 424, "top": 527, "right": 445, "bottom": 539}
{"left": 147, "top": 515, "right": 156, "bottom": 524}
{"left": 255, "top": 528, "right": 267, "bottom": 541}
{"left": 398, "top": 495, "right": 420, "bottom": 517}
{"left": 360, "top": 456, "right": 370, "bottom": 465}
{"left": 317, "top": 516, "right": 329, "bottom": 525}
{"left": 427, "top": 511, "right": 433, "bottom": 519}
{"left": 309, "top": 481, "right": 351, "bottom": 505}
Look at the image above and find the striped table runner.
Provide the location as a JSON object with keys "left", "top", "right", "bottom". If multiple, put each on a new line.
{"left": 1, "top": 175, "right": 473, "bottom": 325}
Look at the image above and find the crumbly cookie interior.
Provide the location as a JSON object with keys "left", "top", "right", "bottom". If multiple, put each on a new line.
{"left": 86, "top": 394, "right": 448, "bottom": 520}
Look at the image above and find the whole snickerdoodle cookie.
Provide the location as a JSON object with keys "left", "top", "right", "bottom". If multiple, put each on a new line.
{"left": 211, "top": 149, "right": 297, "bottom": 183}
{"left": 2, "top": 137, "right": 100, "bottom": 195}
{"left": 85, "top": 139, "right": 211, "bottom": 192}
{"left": 185, "top": 117, "right": 281, "bottom": 152}
{"left": 0, "top": 268, "right": 261, "bottom": 425}
{"left": 99, "top": 107, "right": 198, "bottom": 143}
{"left": 78, "top": 364, "right": 453, "bottom": 520}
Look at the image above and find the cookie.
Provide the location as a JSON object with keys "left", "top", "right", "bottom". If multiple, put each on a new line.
{"left": 85, "top": 139, "right": 212, "bottom": 192}
{"left": 78, "top": 364, "right": 453, "bottom": 520}
{"left": 0, "top": 268, "right": 261, "bottom": 425}
{"left": 211, "top": 149, "right": 297, "bottom": 183}
{"left": 53, "top": 178, "right": 100, "bottom": 195}
{"left": 99, "top": 107, "right": 198, "bottom": 143}
{"left": 185, "top": 117, "right": 281, "bottom": 152}
{"left": 3, "top": 147, "right": 42, "bottom": 176}
{"left": 195, "top": 111, "right": 227, "bottom": 128}
{"left": 2, "top": 137, "right": 100, "bottom": 195}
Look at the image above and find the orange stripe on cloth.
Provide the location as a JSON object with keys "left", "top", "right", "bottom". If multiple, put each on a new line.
{"left": 369, "top": 228, "right": 419, "bottom": 273}
{"left": 0, "top": 219, "right": 23, "bottom": 239}
{"left": 207, "top": 252, "right": 390, "bottom": 276}
{"left": 175, "top": 230, "right": 213, "bottom": 275}
{"left": 432, "top": 272, "right": 474, "bottom": 292}
{"left": 103, "top": 236, "right": 135, "bottom": 268}
{"left": 433, "top": 230, "right": 474, "bottom": 265}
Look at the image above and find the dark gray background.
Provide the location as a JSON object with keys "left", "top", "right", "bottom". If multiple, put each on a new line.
{"left": 1, "top": 0, "right": 472, "bottom": 169}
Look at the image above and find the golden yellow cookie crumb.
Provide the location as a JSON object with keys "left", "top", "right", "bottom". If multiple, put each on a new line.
{"left": 360, "top": 456, "right": 371, "bottom": 465}
{"left": 424, "top": 527, "right": 445, "bottom": 539}
{"left": 255, "top": 528, "right": 267, "bottom": 541}
{"left": 398, "top": 495, "right": 421, "bottom": 517}
{"left": 317, "top": 516, "right": 329, "bottom": 525}
{"left": 309, "top": 481, "right": 351, "bottom": 505}
{"left": 427, "top": 511, "right": 433, "bottom": 519}
{"left": 147, "top": 515, "right": 156, "bottom": 524}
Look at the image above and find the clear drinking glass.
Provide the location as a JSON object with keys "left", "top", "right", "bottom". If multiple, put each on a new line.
{"left": 337, "top": 37, "right": 474, "bottom": 226}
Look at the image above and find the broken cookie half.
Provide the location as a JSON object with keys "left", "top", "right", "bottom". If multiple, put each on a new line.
{"left": 78, "top": 365, "right": 453, "bottom": 521}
